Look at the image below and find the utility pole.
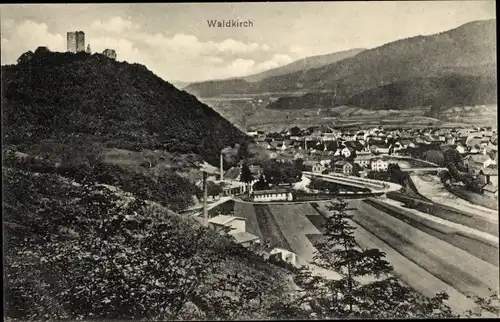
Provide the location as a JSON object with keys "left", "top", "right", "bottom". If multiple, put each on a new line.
{"left": 202, "top": 171, "right": 208, "bottom": 227}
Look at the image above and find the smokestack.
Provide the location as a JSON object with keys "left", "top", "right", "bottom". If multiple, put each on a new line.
{"left": 203, "top": 171, "right": 208, "bottom": 227}
{"left": 220, "top": 153, "right": 224, "bottom": 181}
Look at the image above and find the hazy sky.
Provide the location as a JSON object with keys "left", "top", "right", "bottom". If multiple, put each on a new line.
{"left": 1, "top": 2, "right": 495, "bottom": 82}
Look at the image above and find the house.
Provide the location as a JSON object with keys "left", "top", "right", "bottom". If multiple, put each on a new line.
{"left": 371, "top": 158, "right": 389, "bottom": 171}
{"left": 354, "top": 155, "right": 372, "bottom": 168}
{"left": 269, "top": 248, "right": 299, "bottom": 267}
{"left": 333, "top": 160, "right": 353, "bottom": 175}
{"left": 312, "top": 163, "right": 325, "bottom": 174}
{"left": 294, "top": 153, "right": 305, "bottom": 160}
{"left": 229, "top": 231, "right": 262, "bottom": 247}
{"left": 249, "top": 165, "right": 262, "bottom": 177}
{"left": 478, "top": 165, "right": 498, "bottom": 187}
{"left": 208, "top": 215, "right": 262, "bottom": 247}
{"left": 319, "top": 159, "right": 332, "bottom": 167}
{"left": 341, "top": 147, "right": 353, "bottom": 158}
{"left": 456, "top": 144, "right": 467, "bottom": 154}
{"left": 276, "top": 141, "right": 290, "bottom": 151}
{"left": 269, "top": 152, "right": 278, "bottom": 159}
{"left": 482, "top": 182, "right": 498, "bottom": 198}
{"left": 463, "top": 155, "right": 496, "bottom": 175}
{"left": 208, "top": 215, "right": 247, "bottom": 234}
{"left": 252, "top": 189, "right": 293, "bottom": 202}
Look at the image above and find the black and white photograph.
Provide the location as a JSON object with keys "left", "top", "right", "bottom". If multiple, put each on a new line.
{"left": 2, "top": 1, "right": 498, "bottom": 320}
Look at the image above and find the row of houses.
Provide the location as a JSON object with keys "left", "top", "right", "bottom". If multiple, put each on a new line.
{"left": 303, "top": 155, "right": 390, "bottom": 175}
{"left": 463, "top": 154, "right": 498, "bottom": 196}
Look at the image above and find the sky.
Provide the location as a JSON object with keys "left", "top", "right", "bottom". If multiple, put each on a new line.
{"left": 0, "top": 2, "right": 496, "bottom": 83}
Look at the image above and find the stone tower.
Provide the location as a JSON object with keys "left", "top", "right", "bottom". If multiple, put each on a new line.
{"left": 67, "top": 31, "right": 85, "bottom": 53}
{"left": 86, "top": 44, "right": 91, "bottom": 54}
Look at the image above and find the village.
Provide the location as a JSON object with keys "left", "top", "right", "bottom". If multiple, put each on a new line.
{"left": 241, "top": 125, "right": 498, "bottom": 195}
{"left": 190, "top": 123, "right": 498, "bottom": 273}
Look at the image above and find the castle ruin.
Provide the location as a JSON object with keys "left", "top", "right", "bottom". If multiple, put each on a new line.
{"left": 102, "top": 49, "right": 117, "bottom": 60}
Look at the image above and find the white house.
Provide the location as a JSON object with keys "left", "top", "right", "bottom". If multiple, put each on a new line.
{"left": 354, "top": 155, "right": 372, "bottom": 168}
{"left": 333, "top": 161, "right": 353, "bottom": 175}
{"left": 456, "top": 144, "right": 467, "bottom": 154}
{"left": 208, "top": 215, "right": 247, "bottom": 234}
{"left": 463, "top": 154, "right": 496, "bottom": 174}
{"left": 341, "top": 147, "right": 352, "bottom": 158}
{"left": 312, "top": 163, "right": 325, "bottom": 173}
{"left": 229, "top": 231, "right": 262, "bottom": 247}
{"left": 371, "top": 158, "right": 389, "bottom": 171}
{"left": 252, "top": 189, "right": 293, "bottom": 202}
{"left": 269, "top": 248, "right": 299, "bottom": 267}
{"left": 319, "top": 159, "right": 332, "bottom": 167}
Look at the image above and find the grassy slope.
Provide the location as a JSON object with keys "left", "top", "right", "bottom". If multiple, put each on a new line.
{"left": 3, "top": 166, "right": 292, "bottom": 320}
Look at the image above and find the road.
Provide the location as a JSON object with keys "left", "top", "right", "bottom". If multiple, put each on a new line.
{"left": 410, "top": 174, "right": 498, "bottom": 221}
{"left": 303, "top": 171, "right": 402, "bottom": 193}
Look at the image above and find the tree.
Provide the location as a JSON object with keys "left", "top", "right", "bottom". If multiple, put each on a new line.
{"left": 207, "top": 181, "right": 223, "bottom": 200}
{"left": 300, "top": 198, "right": 458, "bottom": 318}
{"left": 423, "top": 150, "right": 445, "bottom": 166}
{"left": 238, "top": 140, "right": 252, "bottom": 161}
{"left": 465, "top": 291, "right": 500, "bottom": 317}
{"left": 294, "top": 158, "right": 304, "bottom": 171}
{"left": 443, "top": 148, "right": 462, "bottom": 168}
{"left": 352, "top": 163, "right": 362, "bottom": 177}
{"left": 253, "top": 174, "right": 271, "bottom": 191}
{"left": 312, "top": 199, "right": 393, "bottom": 317}
{"left": 290, "top": 126, "right": 301, "bottom": 136}
{"left": 240, "top": 163, "right": 254, "bottom": 194}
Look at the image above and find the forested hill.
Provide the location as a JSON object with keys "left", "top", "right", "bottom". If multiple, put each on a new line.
{"left": 2, "top": 49, "right": 246, "bottom": 166}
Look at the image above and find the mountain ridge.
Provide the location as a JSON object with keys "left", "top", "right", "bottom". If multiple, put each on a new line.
{"left": 243, "top": 48, "right": 366, "bottom": 82}
{"left": 185, "top": 19, "right": 495, "bottom": 103}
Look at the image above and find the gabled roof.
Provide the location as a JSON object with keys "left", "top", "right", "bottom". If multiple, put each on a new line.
{"left": 483, "top": 182, "right": 498, "bottom": 193}
{"left": 334, "top": 160, "right": 352, "bottom": 167}
{"left": 209, "top": 215, "right": 246, "bottom": 226}
{"left": 253, "top": 189, "right": 289, "bottom": 195}
{"left": 481, "top": 166, "right": 498, "bottom": 176}
{"left": 229, "top": 231, "right": 261, "bottom": 244}
{"left": 464, "top": 154, "right": 493, "bottom": 164}
{"left": 355, "top": 155, "right": 373, "bottom": 161}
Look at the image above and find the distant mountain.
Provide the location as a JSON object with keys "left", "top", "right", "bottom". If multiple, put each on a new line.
{"left": 169, "top": 80, "right": 191, "bottom": 89}
{"left": 187, "top": 19, "right": 496, "bottom": 108}
{"left": 2, "top": 49, "right": 246, "bottom": 166}
{"left": 345, "top": 74, "right": 497, "bottom": 110}
{"left": 184, "top": 48, "right": 365, "bottom": 97}
{"left": 243, "top": 48, "right": 365, "bottom": 82}
{"left": 269, "top": 73, "right": 497, "bottom": 110}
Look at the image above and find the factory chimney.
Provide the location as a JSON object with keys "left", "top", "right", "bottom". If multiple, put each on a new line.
{"left": 203, "top": 171, "right": 208, "bottom": 227}
{"left": 220, "top": 153, "right": 224, "bottom": 181}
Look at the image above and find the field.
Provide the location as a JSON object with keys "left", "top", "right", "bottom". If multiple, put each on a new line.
{"left": 216, "top": 201, "right": 326, "bottom": 258}
{"left": 201, "top": 95, "right": 496, "bottom": 133}
{"left": 268, "top": 203, "right": 321, "bottom": 261}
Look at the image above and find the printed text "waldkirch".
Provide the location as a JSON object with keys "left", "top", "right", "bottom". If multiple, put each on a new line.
{"left": 207, "top": 19, "right": 254, "bottom": 28}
